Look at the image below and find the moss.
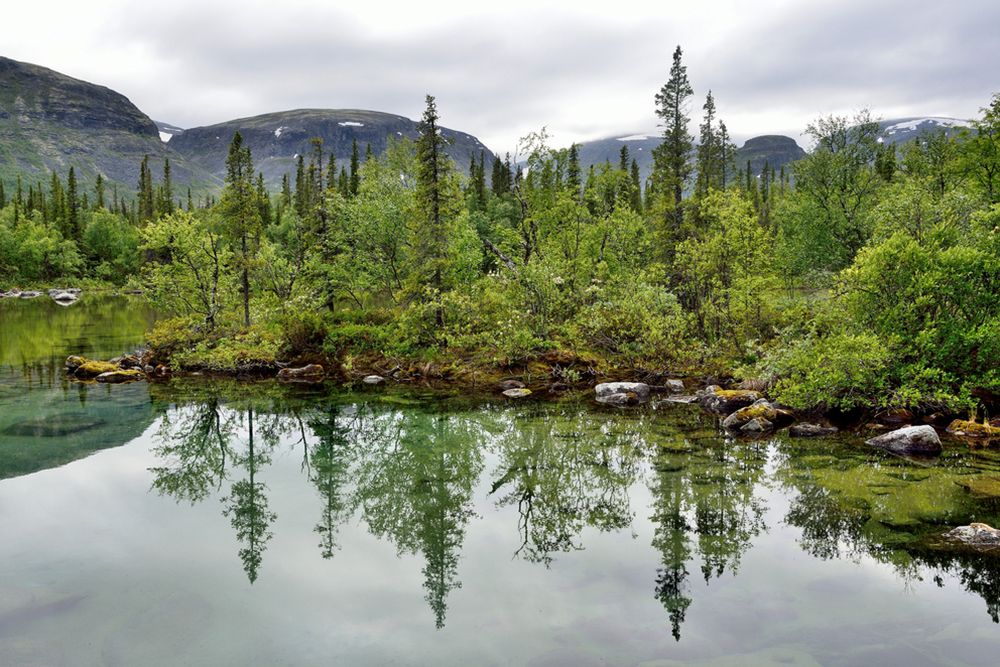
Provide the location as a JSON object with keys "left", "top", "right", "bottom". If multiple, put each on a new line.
{"left": 947, "top": 420, "right": 1000, "bottom": 438}
{"left": 75, "top": 360, "right": 117, "bottom": 377}
{"left": 715, "top": 389, "right": 762, "bottom": 400}
{"left": 733, "top": 404, "right": 777, "bottom": 421}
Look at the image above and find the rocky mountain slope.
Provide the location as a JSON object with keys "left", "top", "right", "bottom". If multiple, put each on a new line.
{"left": 0, "top": 56, "right": 221, "bottom": 196}
{"left": 575, "top": 132, "right": 806, "bottom": 184}
{"left": 165, "top": 108, "right": 495, "bottom": 186}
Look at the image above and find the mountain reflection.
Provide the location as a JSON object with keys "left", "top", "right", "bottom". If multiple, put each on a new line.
{"left": 146, "top": 390, "right": 1000, "bottom": 633}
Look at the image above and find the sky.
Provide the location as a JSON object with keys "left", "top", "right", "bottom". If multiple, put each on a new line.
{"left": 2, "top": 0, "right": 998, "bottom": 154}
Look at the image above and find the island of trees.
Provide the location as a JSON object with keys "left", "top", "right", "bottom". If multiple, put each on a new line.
{"left": 2, "top": 47, "right": 1000, "bottom": 415}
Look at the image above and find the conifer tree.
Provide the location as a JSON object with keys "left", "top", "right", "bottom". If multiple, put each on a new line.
{"left": 66, "top": 167, "right": 80, "bottom": 240}
{"left": 326, "top": 154, "right": 337, "bottom": 193}
{"left": 338, "top": 166, "right": 349, "bottom": 194}
{"left": 94, "top": 173, "right": 105, "bottom": 210}
{"left": 219, "top": 131, "right": 262, "bottom": 329}
{"left": 187, "top": 188, "right": 194, "bottom": 212}
{"left": 294, "top": 154, "right": 306, "bottom": 217}
{"left": 619, "top": 144, "right": 630, "bottom": 173}
{"left": 630, "top": 158, "right": 642, "bottom": 212}
{"left": 651, "top": 45, "right": 694, "bottom": 233}
{"left": 281, "top": 174, "right": 293, "bottom": 208}
{"left": 567, "top": 144, "right": 582, "bottom": 201}
{"left": 349, "top": 137, "right": 361, "bottom": 197}
{"left": 160, "top": 158, "right": 175, "bottom": 217}
{"left": 411, "top": 94, "right": 459, "bottom": 323}
{"left": 0, "top": 180, "right": 5, "bottom": 208}
{"left": 138, "top": 155, "right": 155, "bottom": 223}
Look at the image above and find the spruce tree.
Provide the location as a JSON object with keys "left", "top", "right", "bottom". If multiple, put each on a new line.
{"left": 294, "top": 154, "right": 306, "bottom": 217}
{"left": 94, "top": 173, "right": 105, "bottom": 210}
{"left": 619, "top": 144, "right": 630, "bottom": 173}
{"left": 349, "top": 137, "right": 361, "bottom": 197}
{"left": 567, "top": 144, "right": 582, "bottom": 201}
{"left": 219, "top": 131, "right": 262, "bottom": 329}
{"left": 66, "top": 167, "right": 79, "bottom": 240}
{"left": 630, "top": 158, "right": 642, "bottom": 212}
{"left": 651, "top": 45, "right": 694, "bottom": 233}
{"left": 411, "top": 94, "right": 459, "bottom": 323}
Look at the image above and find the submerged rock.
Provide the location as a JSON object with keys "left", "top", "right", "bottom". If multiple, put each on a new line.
{"left": 660, "top": 395, "right": 700, "bottom": 405}
{"left": 3, "top": 415, "right": 106, "bottom": 437}
{"left": 789, "top": 423, "right": 839, "bottom": 438}
{"left": 95, "top": 369, "right": 146, "bottom": 383}
{"left": 503, "top": 388, "right": 532, "bottom": 398}
{"left": 598, "top": 391, "right": 641, "bottom": 407}
{"left": 866, "top": 425, "right": 942, "bottom": 456}
{"left": 945, "top": 523, "right": 1000, "bottom": 550}
{"left": 595, "top": 382, "right": 650, "bottom": 401}
{"left": 276, "top": 364, "right": 324, "bottom": 379}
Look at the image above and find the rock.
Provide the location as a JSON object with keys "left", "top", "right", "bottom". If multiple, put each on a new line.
{"left": 65, "top": 355, "right": 87, "bottom": 370}
{"left": 878, "top": 408, "right": 915, "bottom": 424}
{"left": 117, "top": 355, "right": 141, "bottom": 370}
{"left": 665, "top": 379, "right": 685, "bottom": 394}
{"left": 0, "top": 289, "right": 22, "bottom": 298}
{"left": 597, "top": 392, "right": 641, "bottom": 407}
{"left": 742, "top": 417, "right": 774, "bottom": 433}
{"left": 95, "top": 369, "right": 146, "bottom": 383}
{"left": 363, "top": 375, "right": 385, "bottom": 384}
{"left": 276, "top": 364, "right": 324, "bottom": 379}
{"left": 144, "top": 364, "right": 155, "bottom": 374}
{"left": 866, "top": 425, "right": 942, "bottom": 456}
{"left": 789, "top": 423, "right": 839, "bottom": 438}
{"left": 700, "top": 388, "right": 762, "bottom": 415}
{"left": 595, "top": 382, "right": 650, "bottom": 401}
{"left": 548, "top": 382, "right": 570, "bottom": 393}
{"left": 73, "top": 360, "right": 118, "bottom": 378}
{"left": 19, "top": 290, "right": 42, "bottom": 298}
{"left": 723, "top": 402, "right": 778, "bottom": 430}
{"left": 499, "top": 380, "right": 525, "bottom": 390}
{"left": 503, "top": 388, "right": 532, "bottom": 398}
{"left": 946, "top": 419, "right": 1000, "bottom": 438}
{"left": 944, "top": 523, "right": 1000, "bottom": 550}
{"left": 660, "top": 395, "right": 700, "bottom": 405}
{"left": 48, "top": 289, "right": 78, "bottom": 302}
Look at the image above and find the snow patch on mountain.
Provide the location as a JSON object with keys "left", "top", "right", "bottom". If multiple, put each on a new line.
{"left": 339, "top": 122, "right": 364, "bottom": 127}
{"left": 274, "top": 126, "right": 286, "bottom": 138}
{"left": 159, "top": 131, "right": 172, "bottom": 142}
{"left": 617, "top": 134, "right": 653, "bottom": 142}
{"left": 884, "top": 117, "right": 970, "bottom": 135}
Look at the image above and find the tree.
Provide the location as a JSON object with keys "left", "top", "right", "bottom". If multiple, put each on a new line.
{"left": 411, "top": 95, "right": 456, "bottom": 310}
{"left": 350, "top": 137, "right": 361, "bottom": 197}
{"left": 651, "top": 46, "right": 695, "bottom": 236}
{"left": 219, "top": 131, "right": 263, "bottom": 329}
{"left": 960, "top": 93, "right": 1000, "bottom": 203}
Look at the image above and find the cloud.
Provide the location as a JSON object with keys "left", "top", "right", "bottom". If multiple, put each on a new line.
{"left": 2, "top": 0, "right": 997, "bottom": 153}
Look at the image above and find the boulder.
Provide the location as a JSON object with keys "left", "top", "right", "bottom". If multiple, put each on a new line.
{"left": 742, "top": 417, "right": 774, "bottom": 433}
{"left": 666, "top": 379, "right": 685, "bottom": 394}
{"left": 499, "top": 380, "right": 525, "bottom": 390}
{"left": 548, "top": 382, "right": 570, "bottom": 393}
{"left": 95, "top": 369, "right": 146, "bottom": 384}
{"left": 363, "top": 375, "right": 385, "bottom": 384}
{"left": 866, "top": 425, "right": 942, "bottom": 456}
{"left": 723, "top": 400, "right": 778, "bottom": 430}
{"left": 276, "top": 364, "right": 324, "bottom": 379}
{"left": 19, "top": 290, "right": 42, "bottom": 298}
{"left": 503, "top": 388, "right": 532, "bottom": 398}
{"left": 0, "top": 289, "right": 21, "bottom": 298}
{"left": 789, "top": 423, "right": 839, "bottom": 438}
{"left": 944, "top": 523, "right": 1000, "bottom": 550}
{"left": 65, "top": 356, "right": 87, "bottom": 371}
{"left": 699, "top": 388, "right": 762, "bottom": 415}
{"left": 595, "top": 382, "right": 650, "bottom": 401}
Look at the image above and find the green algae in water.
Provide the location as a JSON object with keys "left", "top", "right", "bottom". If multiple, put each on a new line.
{"left": 3, "top": 414, "right": 106, "bottom": 437}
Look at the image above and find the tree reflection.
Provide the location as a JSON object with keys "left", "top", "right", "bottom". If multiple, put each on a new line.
{"left": 648, "top": 431, "right": 770, "bottom": 640}
{"left": 307, "top": 404, "right": 360, "bottom": 559}
{"left": 351, "top": 407, "right": 484, "bottom": 629}
{"left": 488, "top": 406, "right": 643, "bottom": 566}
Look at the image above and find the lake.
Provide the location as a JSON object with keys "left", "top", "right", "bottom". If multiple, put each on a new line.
{"left": 1, "top": 295, "right": 999, "bottom": 666}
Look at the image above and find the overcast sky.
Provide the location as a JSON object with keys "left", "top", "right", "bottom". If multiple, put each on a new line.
{"left": 3, "top": 0, "right": 998, "bottom": 153}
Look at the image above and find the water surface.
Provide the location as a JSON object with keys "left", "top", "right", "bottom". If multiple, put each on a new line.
{"left": 1, "top": 296, "right": 999, "bottom": 666}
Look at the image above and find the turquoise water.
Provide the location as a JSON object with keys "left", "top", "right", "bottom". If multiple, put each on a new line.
{"left": 1, "top": 296, "right": 999, "bottom": 666}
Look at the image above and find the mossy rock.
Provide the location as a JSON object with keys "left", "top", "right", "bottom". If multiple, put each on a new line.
{"left": 723, "top": 403, "right": 777, "bottom": 429}
{"left": 74, "top": 360, "right": 118, "bottom": 378}
{"left": 702, "top": 389, "right": 763, "bottom": 416}
{"left": 95, "top": 369, "right": 146, "bottom": 383}
{"left": 947, "top": 419, "right": 1000, "bottom": 438}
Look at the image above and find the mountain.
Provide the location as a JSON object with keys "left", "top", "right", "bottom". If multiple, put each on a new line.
{"left": 878, "top": 117, "right": 970, "bottom": 145}
{"left": 735, "top": 135, "right": 806, "bottom": 175}
{"left": 0, "top": 56, "right": 221, "bottom": 196}
{"left": 574, "top": 132, "right": 806, "bottom": 184}
{"left": 165, "top": 109, "right": 496, "bottom": 187}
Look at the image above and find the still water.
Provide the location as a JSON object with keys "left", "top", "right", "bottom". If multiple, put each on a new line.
{"left": 1, "top": 296, "right": 1000, "bottom": 666}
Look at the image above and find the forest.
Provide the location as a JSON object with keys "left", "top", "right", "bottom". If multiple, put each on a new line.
{"left": 2, "top": 47, "right": 1000, "bottom": 414}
